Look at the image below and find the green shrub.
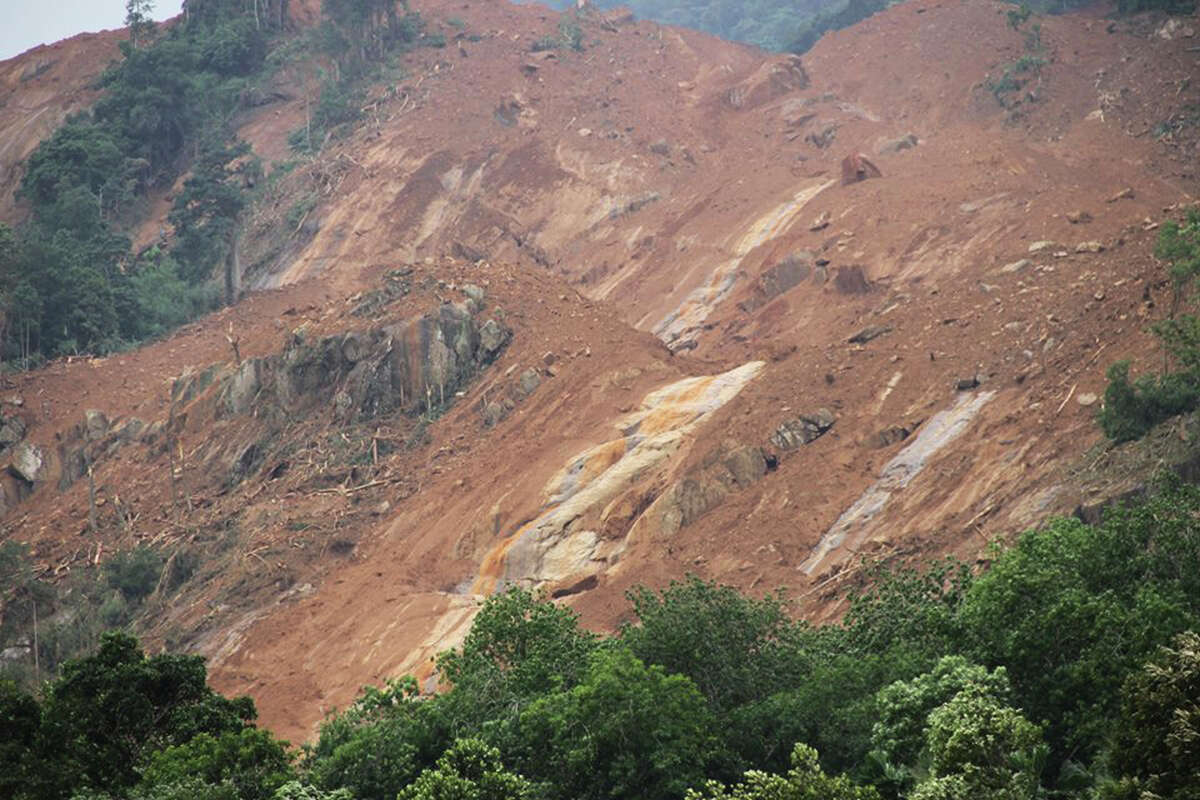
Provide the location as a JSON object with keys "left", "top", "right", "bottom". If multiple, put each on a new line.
{"left": 1098, "top": 361, "right": 1200, "bottom": 442}
{"left": 104, "top": 545, "right": 164, "bottom": 602}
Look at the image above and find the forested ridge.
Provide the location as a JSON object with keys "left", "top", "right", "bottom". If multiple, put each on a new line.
{"left": 4, "top": 477, "right": 1200, "bottom": 800}
{"left": 0, "top": 0, "right": 436, "bottom": 366}
{"left": 551, "top": 0, "right": 1195, "bottom": 55}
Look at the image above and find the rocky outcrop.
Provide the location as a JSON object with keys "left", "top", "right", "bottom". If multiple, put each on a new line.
{"left": 474, "top": 362, "right": 765, "bottom": 592}
{"left": 201, "top": 303, "right": 511, "bottom": 426}
{"left": 0, "top": 415, "right": 26, "bottom": 449}
{"left": 656, "top": 442, "right": 769, "bottom": 534}
{"left": 726, "top": 55, "right": 809, "bottom": 111}
{"left": 770, "top": 409, "right": 835, "bottom": 451}
{"left": 739, "top": 252, "right": 813, "bottom": 313}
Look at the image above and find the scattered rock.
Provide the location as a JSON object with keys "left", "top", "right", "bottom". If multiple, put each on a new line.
{"left": 999, "top": 258, "right": 1031, "bottom": 274}
{"left": 341, "top": 332, "right": 369, "bottom": 364}
{"left": 770, "top": 409, "right": 835, "bottom": 451}
{"left": 723, "top": 446, "right": 768, "bottom": 487}
{"left": 2, "top": 393, "right": 23, "bottom": 407}
{"left": 867, "top": 422, "right": 917, "bottom": 449}
{"left": 725, "top": 54, "right": 809, "bottom": 110}
{"left": 809, "top": 211, "right": 831, "bottom": 231}
{"left": 1076, "top": 241, "right": 1105, "bottom": 253}
{"left": 848, "top": 324, "right": 893, "bottom": 345}
{"left": 1066, "top": 210, "right": 1093, "bottom": 224}
{"left": 876, "top": 133, "right": 918, "bottom": 155}
{"left": 955, "top": 375, "right": 981, "bottom": 391}
{"left": 1076, "top": 392, "right": 1098, "bottom": 406}
{"left": 1107, "top": 187, "right": 1134, "bottom": 203}
{"left": 1157, "top": 18, "right": 1196, "bottom": 39}
{"left": 649, "top": 139, "right": 670, "bottom": 156}
{"left": 806, "top": 125, "right": 838, "bottom": 149}
{"left": 10, "top": 443, "right": 45, "bottom": 484}
{"left": 1028, "top": 240, "right": 1057, "bottom": 253}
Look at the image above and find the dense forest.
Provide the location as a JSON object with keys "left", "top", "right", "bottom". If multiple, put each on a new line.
{"left": 0, "top": 0, "right": 435, "bottom": 366}
{"left": 549, "top": 0, "right": 1196, "bottom": 54}
{"left": 3, "top": 474, "right": 1200, "bottom": 800}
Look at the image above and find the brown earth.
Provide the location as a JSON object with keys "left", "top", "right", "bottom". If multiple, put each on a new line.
{"left": 1, "top": 0, "right": 1199, "bottom": 743}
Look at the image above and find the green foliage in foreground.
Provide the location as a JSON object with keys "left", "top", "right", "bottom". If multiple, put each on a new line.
{"left": 5, "top": 480, "right": 1200, "bottom": 800}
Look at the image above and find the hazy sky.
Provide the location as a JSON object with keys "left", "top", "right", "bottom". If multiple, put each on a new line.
{"left": 1, "top": 1, "right": 184, "bottom": 61}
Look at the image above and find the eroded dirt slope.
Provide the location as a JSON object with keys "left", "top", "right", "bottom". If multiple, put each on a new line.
{"left": 2, "top": 0, "right": 1199, "bottom": 741}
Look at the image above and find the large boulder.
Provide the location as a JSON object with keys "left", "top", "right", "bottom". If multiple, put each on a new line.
{"left": 10, "top": 442, "right": 45, "bottom": 484}
{"left": 478, "top": 319, "right": 511, "bottom": 363}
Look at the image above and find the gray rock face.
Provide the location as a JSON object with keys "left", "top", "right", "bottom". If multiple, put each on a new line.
{"left": 10, "top": 442, "right": 45, "bottom": 483}
{"left": 740, "top": 252, "right": 813, "bottom": 312}
{"left": 84, "top": 410, "right": 110, "bottom": 442}
{"left": 770, "top": 409, "right": 835, "bottom": 450}
{"left": 200, "top": 303, "right": 514, "bottom": 428}
{"left": 478, "top": 319, "right": 510, "bottom": 364}
{"left": 517, "top": 368, "right": 542, "bottom": 397}
{"left": 0, "top": 416, "right": 26, "bottom": 447}
{"left": 463, "top": 284, "right": 487, "bottom": 306}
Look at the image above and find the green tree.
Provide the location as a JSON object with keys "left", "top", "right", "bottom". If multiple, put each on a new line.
{"left": 35, "top": 631, "right": 256, "bottom": 798}
{"left": 687, "top": 743, "right": 880, "bottom": 800}
{"left": 436, "top": 587, "right": 598, "bottom": 725}
{"left": 140, "top": 728, "right": 294, "bottom": 800}
{"left": 168, "top": 138, "right": 252, "bottom": 289}
{"left": 1103, "top": 631, "right": 1200, "bottom": 800}
{"left": 621, "top": 577, "right": 824, "bottom": 777}
{"left": 514, "top": 646, "right": 716, "bottom": 800}
{"left": 399, "top": 738, "right": 534, "bottom": 800}
{"left": 959, "top": 480, "right": 1200, "bottom": 776}
{"left": 868, "top": 657, "right": 1013, "bottom": 795}
{"left": 910, "top": 685, "right": 1045, "bottom": 800}
{"left": 307, "top": 677, "right": 442, "bottom": 800}
{"left": 126, "top": 0, "right": 158, "bottom": 48}
{"left": 1100, "top": 210, "right": 1200, "bottom": 441}
{"left": 271, "top": 782, "right": 352, "bottom": 800}
{"left": 0, "top": 679, "right": 41, "bottom": 798}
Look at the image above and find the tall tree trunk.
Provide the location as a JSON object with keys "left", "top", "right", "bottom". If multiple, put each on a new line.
{"left": 225, "top": 231, "right": 242, "bottom": 306}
